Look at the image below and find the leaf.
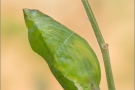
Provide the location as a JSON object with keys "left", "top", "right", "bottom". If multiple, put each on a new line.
{"left": 23, "top": 8, "right": 101, "bottom": 90}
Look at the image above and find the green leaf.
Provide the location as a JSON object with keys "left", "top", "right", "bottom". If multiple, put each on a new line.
{"left": 23, "top": 8, "right": 101, "bottom": 90}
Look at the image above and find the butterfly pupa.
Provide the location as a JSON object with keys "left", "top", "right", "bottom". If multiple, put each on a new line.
{"left": 23, "top": 8, "right": 101, "bottom": 90}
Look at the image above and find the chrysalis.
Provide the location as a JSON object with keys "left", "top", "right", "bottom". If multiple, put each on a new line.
{"left": 23, "top": 8, "right": 101, "bottom": 90}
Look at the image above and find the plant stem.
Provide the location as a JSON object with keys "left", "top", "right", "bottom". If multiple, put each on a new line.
{"left": 81, "top": 0, "right": 115, "bottom": 90}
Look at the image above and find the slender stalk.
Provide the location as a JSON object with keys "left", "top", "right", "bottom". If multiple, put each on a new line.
{"left": 81, "top": 0, "right": 115, "bottom": 90}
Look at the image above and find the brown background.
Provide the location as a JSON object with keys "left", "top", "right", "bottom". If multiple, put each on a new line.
{"left": 1, "top": 0, "right": 134, "bottom": 90}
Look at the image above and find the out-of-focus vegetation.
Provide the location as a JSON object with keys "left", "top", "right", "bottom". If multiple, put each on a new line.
{"left": 1, "top": 0, "right": 134, "bottom": 90}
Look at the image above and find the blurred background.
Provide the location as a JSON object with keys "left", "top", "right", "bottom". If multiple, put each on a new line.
{"left": 1, "top": 0, "right": 134, "bottom": 90}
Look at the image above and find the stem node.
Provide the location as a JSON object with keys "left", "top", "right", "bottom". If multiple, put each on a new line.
{"left": 102, "top": 43, "right": 109, "bottom": 50}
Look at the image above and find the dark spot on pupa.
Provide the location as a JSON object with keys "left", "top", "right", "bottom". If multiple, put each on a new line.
{"left": 90, "top": 83, "right": 96, "bottom": 90}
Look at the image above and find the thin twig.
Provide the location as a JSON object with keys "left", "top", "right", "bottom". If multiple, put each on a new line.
{"left": 81, "top": 0, "right": 116, "bottom": 90}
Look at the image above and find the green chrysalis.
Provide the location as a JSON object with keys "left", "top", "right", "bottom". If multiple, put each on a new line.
{"left": 23, "top": 8, "right": 101, "bottom": 90}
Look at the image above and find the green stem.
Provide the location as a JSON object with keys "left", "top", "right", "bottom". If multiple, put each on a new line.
{"left": 81, "top": 0, "right": 115, "bottom": 90}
